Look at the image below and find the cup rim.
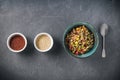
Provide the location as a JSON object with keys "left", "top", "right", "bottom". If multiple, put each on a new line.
{"left": 7, "top": 32, "right": 27, "bottom": 52}
{"left": 34, "top": 32, "right": 53, "bottom": 52}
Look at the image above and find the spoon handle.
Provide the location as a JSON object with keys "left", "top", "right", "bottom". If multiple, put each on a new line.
{"left": 102, "top": 36, "right": 106, "bottom": 58}
{"left": 102, "top": 48, "right": 106, "bottom": 58}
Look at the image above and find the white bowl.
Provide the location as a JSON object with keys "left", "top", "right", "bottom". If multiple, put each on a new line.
{"left": 7, "top": 32, "right": 27, "bottom": 52}
{"left": 34, "top": 33, "right": 53, "bottom": 52}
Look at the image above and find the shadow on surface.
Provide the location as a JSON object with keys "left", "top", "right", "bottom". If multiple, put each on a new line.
{"left": 46, "top": 36, "right": 63, "bottom": 57}
{"left": 18, "top": 36, "right": 36, "bottom": 57}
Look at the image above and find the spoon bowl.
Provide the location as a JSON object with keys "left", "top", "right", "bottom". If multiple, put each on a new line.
{"left": 100, "top": 23, "right": 108, "bottom": 36}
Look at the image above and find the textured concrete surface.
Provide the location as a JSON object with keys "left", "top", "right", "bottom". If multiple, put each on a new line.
{"left": 0, "top": 0, "right": 120, "bottom": 80}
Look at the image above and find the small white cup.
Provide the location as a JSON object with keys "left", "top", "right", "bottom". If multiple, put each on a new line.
{"left": 34, "top": 32, "right": 53, "bottom": 52}
{"left": 7, "top": 32, "right": 27, "bottom": 52}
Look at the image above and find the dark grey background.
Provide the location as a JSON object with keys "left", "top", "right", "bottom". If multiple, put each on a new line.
{"left": 0, "top": 0, "right": 120, "bottom": 80}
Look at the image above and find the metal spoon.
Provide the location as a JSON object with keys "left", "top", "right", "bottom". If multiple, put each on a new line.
{"left": 100, "top": 23, "right": 108, "bottom": 58}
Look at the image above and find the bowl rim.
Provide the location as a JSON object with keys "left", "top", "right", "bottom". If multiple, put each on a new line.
{"left": 63, "top": 22, "right": 99, "bottom": 58}
{"left": 34, "top": 32, "right": 54, "bottom": 52}
{"left": 7, "top": 32, "right": 27, "bottom": 53}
